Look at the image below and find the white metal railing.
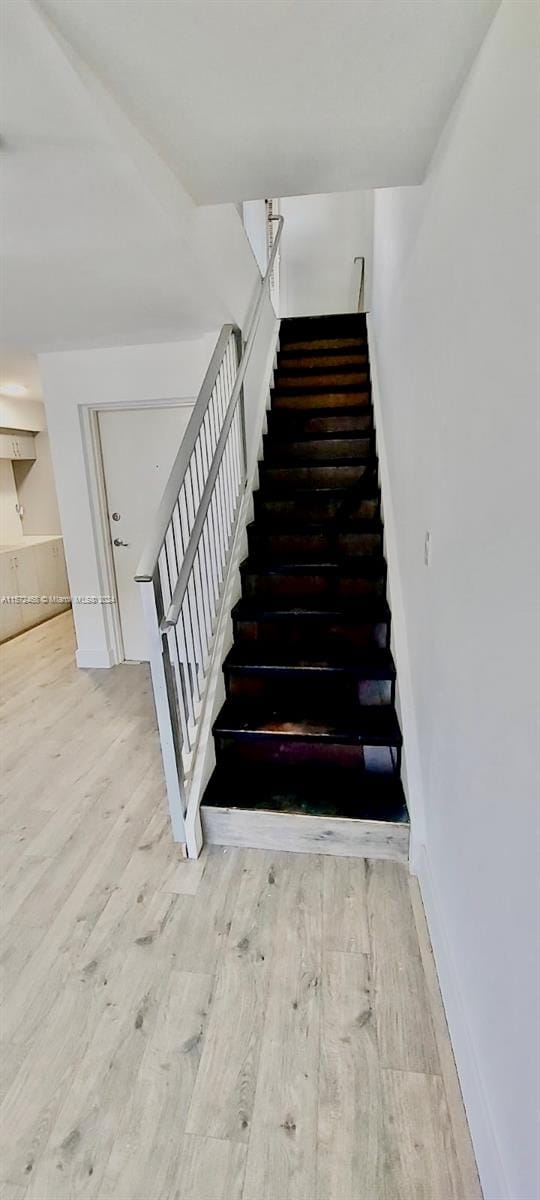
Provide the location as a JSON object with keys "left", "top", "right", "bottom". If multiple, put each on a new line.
{"left": 135, "top": 215, "right": 284, "bottom": 853}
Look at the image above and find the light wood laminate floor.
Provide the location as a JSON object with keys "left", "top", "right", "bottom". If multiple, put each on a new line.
{"left": 0, "top": 613, "right": 481, "bottom": 1199}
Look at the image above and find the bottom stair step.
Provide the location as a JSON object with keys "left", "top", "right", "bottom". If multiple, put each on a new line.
{"left": 201, "top": 767, "right": 409, "bottom": 862}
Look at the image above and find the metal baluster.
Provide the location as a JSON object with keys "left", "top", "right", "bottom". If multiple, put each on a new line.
{"left": 179, "top": 592, "right": 198, "bottom": 741}
{"left": 214, "top": 365, "right": 231, "bottom": 560}
{"left": 182, "top": 463, "right": 202, "bottom": 702}
{"left": 199, "top": 414, "right": 219, "bottom": 624}
{"left": 208, "top": 386, "right": 226, "bottom": 571}
{"left": 220, "top": 351, "right": 235, "bottom": 535}
{"left": 198, "top": 413, "right": 219, "bottom": 618}
{"left": 222, "top": 348, "right": 237, "bottom": 540}
{"left": 186, "top": 436, "right": 210, "bottom": 678}
{"left": 225, "top": 339, "right": 242, "bottom": 507}
{"left": 194, "top": 428, "right": 212, "bottom": 636}
{"left": 217, "top": 356, "right": 234, "bottom": 543}
{"left": 225, "top": 337, "right": 240, "bottom": 529}
{"left": 217, "top": 456, "right": 228, "bottom": 578}
{"left": 173, "top": 617, "right": 194, "bottom": 750}
{"left": 159, "top": 535, "right": 191, "bottom": 747}
{"left": 174, "top": 490, "right": 210, "bottom": 668}
{"left": 208, "top": 489, "right": 222, "bottom": 607}
{"left": 176, "top": 484, "right": 200, "bottom": 719}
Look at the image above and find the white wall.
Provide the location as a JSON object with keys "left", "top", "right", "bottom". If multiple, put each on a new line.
{"left": 39, "top": 336, "right": 218, "bottom": 667}
{"left": 13, "top": 432, "right": 62, "bottom": 536}
{"left": 39, "top": 293, "right": 278, "bottom": 670}
{"left": 370, "top": 4, "right": 539, "bottom": 1198}
{"left": 279, "top": 190, "right": 373, "bottom": 316}
{"left": 242, "top": 200, "right": 267, "bottom": 275}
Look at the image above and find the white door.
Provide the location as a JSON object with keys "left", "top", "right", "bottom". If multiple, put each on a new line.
{"left": 98, "top": 405, "right": 193, "bottom": 661}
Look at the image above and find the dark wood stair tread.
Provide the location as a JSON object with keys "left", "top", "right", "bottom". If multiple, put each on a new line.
{"left": 279, "top": 340, "right": 367, "bottom": 351}
{"left": 224, "top": 643, "right": 395, "bottom": 676}
{"left": 213, "top": 699, "right": 402, "bottom": 746}
{"left": 232, "top": 596, "right": 391, "bottom": 619}
{"left": 272, "top": 380, "right": 369, "bottom": 396}
{"left": 241, "top": 556, "right": 386, "bottom": 576}
{"left": 275, "top": 373, "right": 369, "bottom": 390}
{"left": 259, "top": 466, "right": 378, "bottom": 491}
{"left": 272, "top": 396, "right": 369, "bottom": 415}
{"left": 255, "top": 485, "right": 380, "bottom": 511}
{"left": 270, "top": 399, "right": 371, "bottom": 414}
{"left": 262, "top": 450, "right": 374, "bottom": 468}
{"left": 203, "top": 765, "right": 408, "bottom": 823}
{"left": 278, "top": 353, "right": 369, "bottom": 369}
{"left": 279, "top": 338, "right": 367, "bottom": 352}
{"left": 265, "top": 427, "right": 375, "bottom": 443}
{"left": 247, "top": 516, "right": 382, "bottom": 534}
{"left": 267, "top": 412, "right": 373, "bottom": 434}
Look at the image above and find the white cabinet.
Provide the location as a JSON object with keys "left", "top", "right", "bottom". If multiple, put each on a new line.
{"left": 16, "top": 545, "right": 47, "bottom": 627}
{"left": 0, "top": 537, "right": 70, "bottom": 642}
{"left": 34, "top": 539, "right": 69, "bottom": 619}
{"left": 53, "top": 538, "right": 69, "bottom": 597}
{"left": 0, "top": 553, "right": 24, "bottom": 640}
{"left": 0, "top": 433, "right": 36, "bottom": 460}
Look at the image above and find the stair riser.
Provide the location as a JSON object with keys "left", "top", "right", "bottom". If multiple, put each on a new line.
{"left": 260, "top": 464, "right": 375, "bottom": 489}
{"left": 271, "top": 392, "right": 370, "bottom": 411}
{"left": 254, "top": 494, "right": 380, "bottom": 522}
{"left": 281, "top": 317, "right": 365, "bottom": 338}
{"left": 215, "top": 736, "right": 399, "bottom": 774}
{"left": 267, "top": 412, "right": 373, "bottom": 436}
{"left": 275, "top": 372, "right": 369, "bottom": 391}
{"left": 273, "top": 379, "right": 370, "bottom": 398}
{"left": 278, "top": 353, "right": 369, "bottom": 370}
{"left": 263, "top": 436, "right": 373, "bottom": 463}
{"left": 279, "top": 337, "right": 366, "bottom": 352}
{"left": 247, "top": 530, "right": 383, "bottom": 561}
{"left": 233, "top": 616, "right": 390, "bottom": 653}
{"left": 225, "top": 670, "right": 394, "bottom": 708}
{"left": 242, "top": 573, "right": 386, "bottom": 601}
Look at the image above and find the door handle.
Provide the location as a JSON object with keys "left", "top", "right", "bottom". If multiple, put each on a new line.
{"left": 113, "top": 538, "right": 129, "bottom": 547}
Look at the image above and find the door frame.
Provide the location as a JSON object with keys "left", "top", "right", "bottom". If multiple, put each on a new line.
{"left": 80, "top": 398, "right": 195, "bottom": 665}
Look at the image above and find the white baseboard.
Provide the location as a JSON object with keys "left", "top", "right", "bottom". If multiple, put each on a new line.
{"left": 415, "top": 843, "right": 509, "bottom": 1200}
{"left": 75, "top": 645, "right": 117, "bottom": 669}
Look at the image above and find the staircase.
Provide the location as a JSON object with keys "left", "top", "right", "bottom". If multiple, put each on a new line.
{"left": 201, "top": 312, "right": 409, "bottom": 861}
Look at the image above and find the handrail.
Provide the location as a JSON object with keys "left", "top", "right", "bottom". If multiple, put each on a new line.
{"left": 135, "top": 323, "right": 236, "bottom": 582}
{"left": 162, "top": 213, "right": 284, "bottom": 627}
{"left": 134, "top": 213, "right": 283, "bottom": 854}
{"left": 354, "top": 255, "right": 366, "bottom": 313}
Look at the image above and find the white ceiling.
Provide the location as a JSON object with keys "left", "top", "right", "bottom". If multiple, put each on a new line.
{"left": 0, "top": 0, "right": 499, "bottom": 360}
{"left": 0, "top": 0, "right": 227, "bottom": 353}
{"left": 0, "top": 350, "right": 43, "bottom": 402}
{"left": 39, "top": 0, "right": 499, "bottom": 203}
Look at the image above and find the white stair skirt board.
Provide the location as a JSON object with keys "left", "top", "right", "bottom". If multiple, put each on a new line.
{"left": 201, "top": 806, "right": 409, "bottom": 863}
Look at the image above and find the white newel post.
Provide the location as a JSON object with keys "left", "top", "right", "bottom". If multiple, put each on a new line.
{"left": 139, "top": 578, "right": 187, "bottom": 848}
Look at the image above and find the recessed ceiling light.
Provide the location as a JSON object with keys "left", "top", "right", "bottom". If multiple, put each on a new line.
{"left": 0, "top": 382, "right": 29, "bottom": 398}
